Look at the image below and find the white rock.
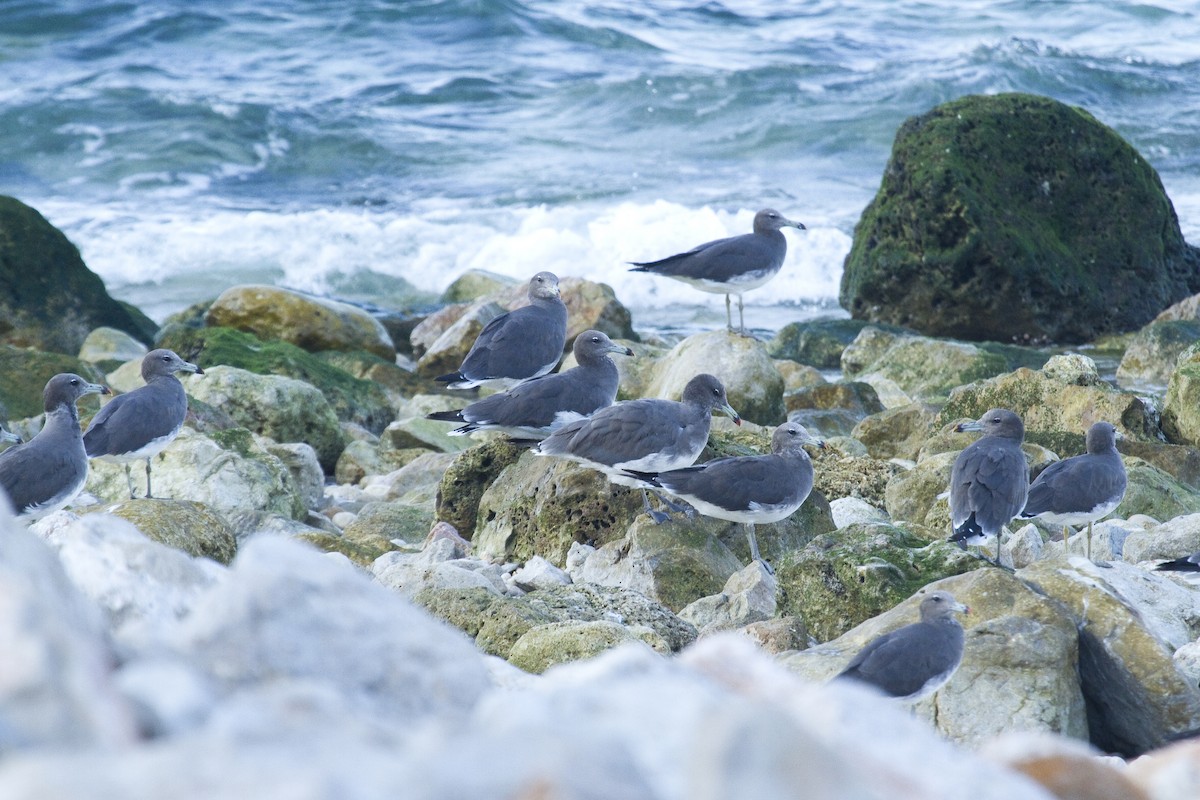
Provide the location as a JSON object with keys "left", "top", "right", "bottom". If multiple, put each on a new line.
{"left": 509, "top": 555, "right": 572, "bottom": 592}
{"left": 0, "top": 513, "right": 137, "bottom": 749}
{"left": 829, "top": 497, "right": 890, "bottom": 529}
{"left": 678, "top": 561, "right": 778, "bottom": 634}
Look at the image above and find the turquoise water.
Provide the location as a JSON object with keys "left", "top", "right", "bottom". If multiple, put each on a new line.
{"left": 3, "top": 0, "right": 1199, "bottom": 333}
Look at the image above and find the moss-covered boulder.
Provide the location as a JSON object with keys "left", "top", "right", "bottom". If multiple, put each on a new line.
{"left": 644, "top": 330, "right": 785, "bottom": 426}
{"left": 1116, "top": 458, "right": 1200, "bottom": 521}
{"left": 841, "top": 326, "right": 1046, "bottom": 403}
{"left": 840, "top": 93, "right": 1200, "bottom": 343}
{"left": 440, "top": 269, "right": 519, "bottom": 304}
{"left": 1116, "top": 320, "right": 1200, "bottom": 390}
{"left": 472, "top": 454, "right": 643, "bottom": 565}
{"left": 315, "top": 349, "right": 444, "bottom": 404}
{"left": 340, "top": 501, "right": 434, "bottom": 547}
{"left": 1162, "top": 344, "right": 1200, "bottom": 447}
{"left": 811, "top": 453, "right": 902, "bottom": 510}
{"left": 0, "top": 346, "right": 107, "bottom": 421}
{"left": 851, "top": 403, "right": 939, "bottom": 462}
{"left": 435, "top": 439, "right": 525, "bottom": 536}
{"left": 412, "top": 582, "right": 695, "bottom": 662}
{"left": 83, "top": 499, "right": 237, "bottom": 564}
{"left": 0, "top": 196, "right": 156, "bottom": 354}
{"left": 508, "top": 620, "right": 667, "bottom": 674}
{"left": 157, "top": 325, "right": 393, "bottom": 434}
{"left": 785, "top": 381, "right": 883, "bottom": 438}
{"left": 775, "top": 522, "right": 978, "bottom": 642}
{"left": 206, "top": 284, "right": 396, "bottom": 360}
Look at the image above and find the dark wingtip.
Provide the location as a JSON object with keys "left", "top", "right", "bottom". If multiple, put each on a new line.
{"left": 435, "top": 372, "right": 462, "bottom": 384}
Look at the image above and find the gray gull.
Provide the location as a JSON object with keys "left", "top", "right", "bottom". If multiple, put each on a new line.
{"left": 948, "top": 408, "right": 1029, "bottom": 565}
{"left": 628, "top": 209, "right": 805, "bottom": 333}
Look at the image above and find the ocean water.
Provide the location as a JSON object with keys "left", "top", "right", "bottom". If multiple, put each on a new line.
{"left": 3, "top": 0, "right": 1199, "bottom": 337}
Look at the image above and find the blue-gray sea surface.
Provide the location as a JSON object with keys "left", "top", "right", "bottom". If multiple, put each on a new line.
{"left": 2, "top": 0, "right": 1198, "bottom": 336}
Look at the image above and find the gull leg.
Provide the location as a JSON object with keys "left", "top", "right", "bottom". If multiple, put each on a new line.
{"left": 124, "top": 464, "right": 136, "bottom": 499}
{"left": 641, "top": 489, "right": 670, "bottom": 525}
{"left": 145, "top": 459, "right": 154, "bottom": 499}
{"left": 652, "top": 490, "right": 692, "bottom": 517}
{"left": 724, "top": 294, "right": 733, "bottom": 331}
{"left": 746, "top": 523, "right": 773, "bottom": 574}
{"left": 737, "top": 294, "right": 746, "bottom": 334}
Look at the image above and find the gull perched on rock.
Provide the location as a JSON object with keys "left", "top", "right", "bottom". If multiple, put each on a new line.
{"left": 948, "top": 408, "right": 1029, "bottom": 565}
{"left": 0, "top": 373, "right": 110, "bottom": 519}
{"left": 1019, "top": 421, "right": 1127, "bottom": 561}
{"left": 534, "top": 373, "right": 740, "bottom": 521}
{"left": 436, "top": 271, "right": 568, "bottom": 390}
{"left": 83, "top": 348, "right": 203, "bottom": 499}
{"left": 427, "top": 330, "right": 632, "bottom": 438}
{"left": 835, "top": 590, "right": 970, "bottom": 701}
{"left": 628, "top": 209, "right": 805, "bottom": 333}
{"left": 625, "top": 422, "right": 824, "bottom": 572}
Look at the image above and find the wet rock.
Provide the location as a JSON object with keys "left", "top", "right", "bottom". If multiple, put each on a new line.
{"left": 840, "top": 93, "right": 1200, "bottom": 343}
{"left": 435, "top": 438, "right": 525, "bottom": 537}
{"left": 0, "top": 195, "right": 156, "bottom": 354}
{"left": 1161, "top": 343, "right": 1200, "bottom": 447}
{"left": 206, "top": 284, "right": 396, "bottom": 360}
{"left": 1116, "top": 319, "right": 1200, "bottom": 390}
{"left": 768, "top": 317, "right": 886, "bottom": 368}
{"left": 842, "top": 326, "right": 1045, "bottom": 403}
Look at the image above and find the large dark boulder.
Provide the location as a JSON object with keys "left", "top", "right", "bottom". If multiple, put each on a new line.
{"left": 840, "top": 94, "right": 1200, "bottom": 344}
{"left": 0, "top": 196, "right": 156, "bottom": 353}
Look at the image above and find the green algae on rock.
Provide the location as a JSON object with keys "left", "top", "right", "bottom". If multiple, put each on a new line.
{"left": 84, "top": 499, "right": 237, "bottom": 565}
{"left": 775, "top": 522, "right": 977, "bottom": 643}
{"left": 0, "top": 345, "right": 107, "bottom": 421}
{"left": 157, "top": 325, "right": 393, "bottom": 434}
{"left": 435, "top": 439, "right": 525, "bottom": 538}
{"left": 840, "top": 93, "right": 1200, "bottom": 344}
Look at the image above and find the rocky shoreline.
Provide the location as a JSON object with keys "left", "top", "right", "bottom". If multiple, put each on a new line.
{"left": 4, "top": 93, "right": 1200, "bottom": 798}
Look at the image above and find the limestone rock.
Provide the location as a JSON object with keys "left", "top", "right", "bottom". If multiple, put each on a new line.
{"left": 415, "top": 300, "right": 506, "bottom": 379}
{"left": 678, "top": 562, "right": 778, "bottom": 634}
{"left": 361, "top": 451, "right": 457, "bottom": 510}
{"left": 1122, "top": 513, "right": 1200, "bottom": 564}
{"left": 1019, "top": 558, "right": 1200, "bottom": 755}
{"left": 1117, "top": 459, "right": 1200, "bottom": 522}
{"left": 0, "top": 519, "right": 137, "bottom": 749}
{"left": 783, "top": 569, "right": 1087, "bottom": 745}
{"left": 1127, "top": 739, "right": 1200, "bottom": 800}
{"left": 341, "top": 501, "right": 434, "bottom": 547}
{"left": 82, "top": 500, "right": 237, "bottom": 564}
{"left": 841, "top": 326, "right": 1043, "bottom": 403}
{"left": 938, "top": 362, "right": 1161, "bottom": 454}
{"left": 830, "top": 497, "right": 890, "bottom": 529}
{"left": 852, "top": 403, "right": 939, "bottom": 461}
{"left": 86, "top": 428, "right": 307, "bottom": 529}
{"left": 1116, "top": 319, "right": 1200, "bottom": 390}
{"left": 1161, "top": 344, "right": 1200, "bottom": 447}
{"left": 642, "top": 329, "right": 785, "bottom": 426}
{"left": 840, "top": 93, "right": 1200, "bottom": 343}
{"left": 205, "top": 285, "right": 396, "bottom": 360}
{"left": 184, "top": 365, "right": 346, "bottom": 471}
{"left": 434, "top": 439, "right": 525, "bottom": 537}
{"left": 775, "top": 522, "right": 978, "bottom": 642}
{"left": 472, "top": 452, "right": 642, "bottom": 566}
{"left": 38, "top": 512, "right": 226, "bottom": 651}
{"left": 440, "top": 269, "right": 518, "bottom": 303}
{"left": 79, "top": 326, "right": 148, "bottom": 372}
{"left": 0, "top": 195, "right": 156, "bottom": 354}
{"left": 785, "top": 381, "right": 883, "bottom": 439}
{"left": 169, "top": 536, "right": 492, "bottom": 726}
{"left": 0, "top": 345, "right": 107, "bottom": 421}
{"left": 508, "top": 620, "right": 666, "bottom": 673}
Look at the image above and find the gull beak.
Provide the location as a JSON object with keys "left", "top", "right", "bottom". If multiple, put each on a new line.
{"left": 720, "top": 403, "right": 742, "bottom": 427}
{"left": 955, "top": 419, "right": 984, "bottom": 433}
